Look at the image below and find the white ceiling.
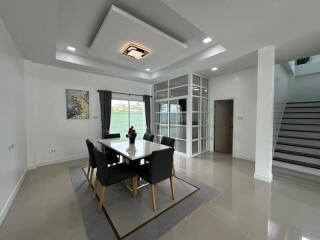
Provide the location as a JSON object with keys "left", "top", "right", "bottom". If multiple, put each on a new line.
{"left": 1, "top": 0, "right": 320, "bottom": 83}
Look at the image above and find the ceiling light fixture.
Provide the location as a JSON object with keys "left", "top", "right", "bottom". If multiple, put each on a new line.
{"left": 145, "top": 68, "right": 151, "bottom": 72}
{"left": 211, "top": 67, "right": 218, "bottom": 71}
{"left": 67, "top": 46, "right": 76, "bottom": 52}
{"left": 203, "top": 37, "right": 212, "bottom": 44}
{"left": 121, "top": 43, "right": 150, "bottom": 60}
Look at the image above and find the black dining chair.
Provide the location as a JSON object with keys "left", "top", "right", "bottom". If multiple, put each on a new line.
{"left": 143, "top": 133, "right": 154, "bottom": 142}
{"left": 85, "top": 139, "right": 97, "bottom": 186}
{"left": 93, "top": 147, "right": 138, "bottom": 211}
{"left": 161, "top": 136, "right": 176, "bottom": 176}
{"left": 135, "top": 148, "right": 175, "bottom": 211}
{"left": 103, "top": 133, "right": 121, "bottom": 165}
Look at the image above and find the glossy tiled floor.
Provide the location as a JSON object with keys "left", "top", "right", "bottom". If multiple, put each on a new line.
{"left": 1, "top": 153, "right": 320, "bottom": 240}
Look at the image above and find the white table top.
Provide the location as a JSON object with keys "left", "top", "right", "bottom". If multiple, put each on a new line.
{"left": 98, "top": 139, "right": 170, "bottom": 161}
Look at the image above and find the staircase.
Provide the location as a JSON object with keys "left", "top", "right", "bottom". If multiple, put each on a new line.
{"left": 273, "top": 101, "right": 320, "bottom": 169}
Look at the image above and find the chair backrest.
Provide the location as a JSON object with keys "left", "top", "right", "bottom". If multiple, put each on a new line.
{"left": 104, "top": 133, "right": 120, "bottom": 139}
{"left": 143, "top": 133, "right": 154, "bottom": 142}
{"left": 149, "top": 148, "right": 174, "bottom": 184}
{"left": 160, "top": 136, "right": 175, "bottom": 149}
{"left": 85, "top": 139, "right": 96, "bottom": 168}
{"left": 93, "top": 146, "right": 109, "bottom": 185}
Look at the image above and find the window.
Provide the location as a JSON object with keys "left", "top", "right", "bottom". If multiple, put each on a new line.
{"left": 110, "top": 100, "right": 145, "bottom": 139}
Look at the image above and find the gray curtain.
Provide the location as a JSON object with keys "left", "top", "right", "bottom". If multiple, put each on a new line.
{"left": 99, "top": 90, "right": 112, "bottom": 138}
{"left": 143, "top": 95, "right": 151, "bottom": 133}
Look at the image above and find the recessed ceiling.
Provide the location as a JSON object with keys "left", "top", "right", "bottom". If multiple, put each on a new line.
{"left": 89, "top": 5, "right": 190, "bottom": 72}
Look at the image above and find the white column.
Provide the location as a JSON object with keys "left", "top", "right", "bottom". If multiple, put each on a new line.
{"left": 254, "top": 46, "right": 275, "bottom": 182}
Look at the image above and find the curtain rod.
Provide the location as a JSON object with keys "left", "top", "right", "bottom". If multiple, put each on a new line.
{"left": 97, "top": 90, "right": 152, "bottom": 98}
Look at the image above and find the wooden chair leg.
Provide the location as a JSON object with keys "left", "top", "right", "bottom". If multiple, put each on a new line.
{"left": 89, "top": 167, "right": 94, "bottom": 186}
{"left": 87, "top": 165, "right": 91, "bottom": 177}
{"left": 170, "top": 176, "right": 175, "bottom": 200}
{"left": 93, "top": 176, "right": 98, "bottom": 199}
{"left": 150, "top": 184, "right": 157, "bottom": 211}
{"left": 99, "top": 186, "right": 106, "bottom": 211}
{"left": 172, "top": 162, "right": 176, "bottom": 176}
{"left": 131, "top": 176, "right": 138, "bottom": 198}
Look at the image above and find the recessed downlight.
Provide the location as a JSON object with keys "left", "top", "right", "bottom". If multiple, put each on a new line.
{"left": 67, "top": 46, "right": 76, "bottom": 52}
{"left": 211, "top": 67, "right": 218, "bottom": 71}
{"left": 145, "top": 68, "right": 151, "bottom": 72}
{"left": 203, "top": 37, "right": 212, "bottom": 44}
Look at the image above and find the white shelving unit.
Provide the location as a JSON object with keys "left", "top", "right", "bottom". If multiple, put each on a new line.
{"left": 153, "top": 73, "right": 209, "bottom": 156}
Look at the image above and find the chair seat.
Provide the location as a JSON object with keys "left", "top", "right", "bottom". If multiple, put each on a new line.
{"left": 98, "top": 163, "right": 136, "bottom": 186}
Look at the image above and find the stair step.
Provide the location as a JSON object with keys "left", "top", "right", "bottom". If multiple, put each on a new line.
{"left": 283, "top": 112, "right": 320, "bottom": 118}
{"left": 273, "top": 152, "right": 320, "bottom": 166}
{"left": 285, "top": 108, "right": 320, "bottom": 112}
{"left": 275, "top": 149, "right": 320, "bottom": 159}
{"left": 286, "top": 101, "right": 320, "bottom": 108}
{"left": 280, "top": 129, "right": 320, "bottom": 133}
{"left": 282, "top": 119, "right": 320, "bottom": 124}
{"left": 280, "top": 124, "right": 320, "bottom": 131}
{"left": 277, "top": 142, "right": 320, "bottom": 150}
{"left": 273, "top": 157, "right": 320, "bottom": 169}
{"left": 279, "top": 130, "right": 320, "bottom": 139}
{"left": 277, "top": 137, "right": 320, "bottom": 147}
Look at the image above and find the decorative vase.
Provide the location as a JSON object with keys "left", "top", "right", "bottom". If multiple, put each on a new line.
{"left": 129, "top": 135, "right": 136, "bottom": 144}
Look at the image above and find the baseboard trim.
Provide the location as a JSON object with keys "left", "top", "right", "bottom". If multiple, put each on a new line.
{"left": 36, "top": 154, "right": 87, "bottom": 168}
{"left": 232, "top": 154, "right": 255, "bottom": 162}
{"left": 254, "top": 173, "right": 273, "bottom": 183}
{"left": 0, "top": 169, "right": 27, "bottom": 226}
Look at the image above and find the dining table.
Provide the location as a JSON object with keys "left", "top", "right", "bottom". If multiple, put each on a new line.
{"left": 98, "top": 138, "right": 171, "bottom": 189}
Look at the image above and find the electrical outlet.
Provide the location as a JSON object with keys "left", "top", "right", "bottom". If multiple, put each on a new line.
{"left": 49, "top": 148, "right": 56, "bottom": 153}
{"left": 8, "top": 144, "right": 15, "bottom": 152}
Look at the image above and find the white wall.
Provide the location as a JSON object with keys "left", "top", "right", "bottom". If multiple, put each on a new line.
{"left": 273, "top": 64, "right": 293, "bottom": 148}
{"left": 28, "top": 63, "right": 152, "bottom": 168}
{"left": 0, "top": 18, "right": 27, "bottom": 224}
{"left": 291, "top": 73, "right": 320, "bottom": 102}
{"left": 209, "top": 68, "right": 257, "bottom": 161}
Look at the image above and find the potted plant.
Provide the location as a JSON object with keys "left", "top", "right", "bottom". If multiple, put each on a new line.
{"left": 126, "top": 126, "right": 137, "bottom": 144}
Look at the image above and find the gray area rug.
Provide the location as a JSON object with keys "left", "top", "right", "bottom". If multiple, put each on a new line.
{"left": 69, "top": 165, "right": 218, "bottom": 240}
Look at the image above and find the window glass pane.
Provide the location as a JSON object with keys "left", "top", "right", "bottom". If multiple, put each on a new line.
{"left": 170, "top": 113, "right": 186, "bottom": 125}
{"left": 156, "top": 113, "right": 168, "bottom": 124}
{"left": 155, "top": 90, "right": 168, "bottom": 100}
{"left": 202, "top": 99, "right": 208, "bottom": 112}
{"left": 169, "top": 126, "right": 186, "bottom": 139}
{"left": 202, "top": 88, "right": 208, "bottom": 98}
{"left": 110, "top": 100, "right": 129, "bottom": 138}
{"left": 193, "top": 75, "right": 200, "bottom": 86}
{"left": 192, "top": 85, "right": 200, "bottom": 96}
{"left": 192, "top": 141, "right": 199, "bottom": 154}
{"left": 169, "top": 75, "right": 188, "bottom": 88}
{"left": 155, "top": 101, "right": 168, "bottom": 112}
{"left": 192, "top": 127, "right": 199, "bottom": 140}
{"left": 201, "top": 126, "right": 207, "bottom": 138}
{"left": 154, "top": 135, "right": 161, "bottom": 143}
{"left": 169, "top": 86, "right": 188, "bottom": 98}
{"left": 202, "top": 113, "right": 208, "bottom": 125}
{"left": 156, "top": 124, "right": 168, "bottom": 136}
{"left": 154, "top": 81, "right": 168, "bottom": 91}
{"left": 175, "top": 139, "right": 186, "bottom": 153}
{"left": 202, "top": 78, "right": 209, "bottom": 88}
{"left": 129, "top": 101, "right": 145, "bottom": 139}
{"left": 193, "top": 97, "right": 200, "bottom": 111}
{"left": 192, "top": 113, "right": 199, "bottom": 125}
{"left": 170, "top": 99, "right": 187, "bottom": 112}
{"left": 201, "top": 139, "right": 207, "bottom": 151}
